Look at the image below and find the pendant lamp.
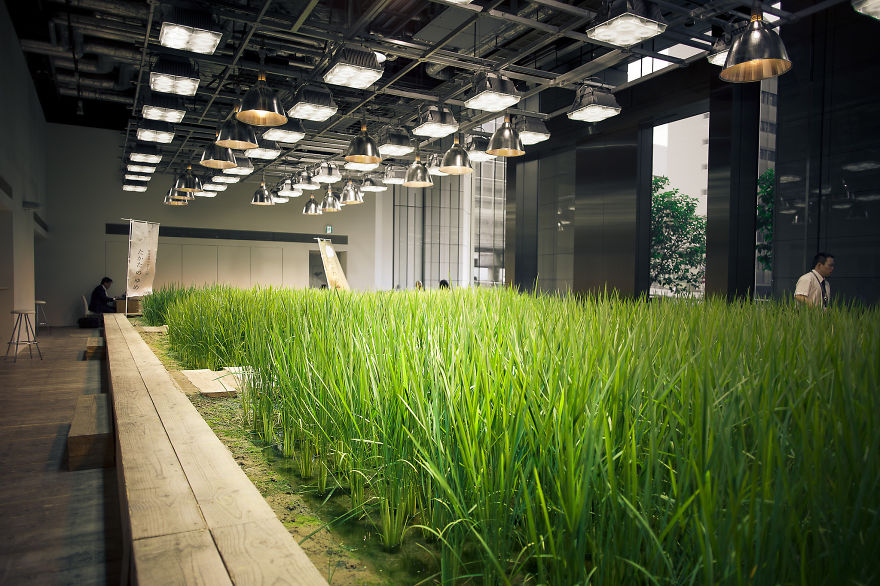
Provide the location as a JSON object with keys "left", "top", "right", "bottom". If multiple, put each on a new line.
{"left": 464, "top": 72, "right": 521, "bottom": 112}
{"left": 130, "top": 143, "right": 162, "bottom": 164}
{"left": 487, "top": 114, "right": 525, "bottom": 157}
{"left": 345, "top": 160, "right": 380, "bottom": 172}
{"left": 413, "top": 105, "right": 458, "bottom": 138}
{"left": 340, "top": 180, "right": 362, "bottom": 205}
{"left": 236, "top": 72, "right": 287, "bottom": 126}
{"left": 199, "top": 137, "right": 236, "bottom": 169}
{"left": 277, "top": 178, "right": 302, "bottom": 198}
{"left": 321, "top": 187, "right": 342, "bottom": 213}
{"left": 707, "top": 34, "right": 731, "bottom": 67}
{"left": 244, "top": 137, "right": 282, "bottom": 160}
{"left": 427, "top": 154, "right": 448, "bottom": 177}
{"left": 853, "top": 0, "right": 880, "bottom": 19}
{"left": 439, "top": 134, "right": 473, "bottom": 175}
{"left": 123, "top": 184, "right": 148, "bottom": 192}
{"left": 403, "top": 154, "right": 433, "bottom": 188}
{"left": 515, "top": 117, "right": 551, "bottom": 145}
{"left": 345, "top": 122, "right": 382, "bottom": 164}
{"left": 164, "top": 188, "right": 189, "bottom": 205}
{"left": 174, "top": 164, "right": 203, "bottom": 192}
{"left": 217, "top": 104, "right": 259, "bottom": 149}
{"left": 377, "top": 127, "right": 414, "bottom": 156}
{"left": 212, "top": 175, "right": 239, "bottom": 183}
{"left": 303, "top": 194, "right": 322, "bottom": 215}
{"left": 719, "top": 9, "right": 791, "bottom": 83}
{"left": 251, "top": 182, "right": 274, "bottom": 205}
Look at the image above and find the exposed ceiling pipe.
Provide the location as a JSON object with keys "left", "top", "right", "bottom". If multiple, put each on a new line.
{"left": 58, "top": 86, "right": 133, "bottom": 104}
{"left": 52, "top": 57, "right": 113, "bottom": 75}
{"left": 55, "top": 71, "right": 116, "bottom": 90}
{"left": 425, "top": 3, "right": 547, "bottom": 80}
{"left": 47, "top": 0, "right": 148, "bottom": 19}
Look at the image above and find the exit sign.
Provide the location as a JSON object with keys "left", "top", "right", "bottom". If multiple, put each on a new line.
{"left": 325, "top": 225, "right": 333, "bottom": 234}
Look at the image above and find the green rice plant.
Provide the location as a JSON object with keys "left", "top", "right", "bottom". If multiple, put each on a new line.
{"left": 161, "top": 285, "right": 880, "bottom": 585}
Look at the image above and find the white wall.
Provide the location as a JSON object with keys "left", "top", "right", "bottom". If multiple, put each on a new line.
{"left": 0, "top": 2, "right": 48, "bottom": 343}
{"left": 38, "top": 123, "right": 394, "bottom": 326}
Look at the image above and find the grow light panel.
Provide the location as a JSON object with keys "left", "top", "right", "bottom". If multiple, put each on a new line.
{"left": 287, "top": 85, "right": 338, "bottom": 121}
{"left": 127, "top": 164, "right": 157, "bottom": 173}
{"left": 413, "top": 106, "right": 458, "bottom": 138}
{"left": 586, "top": 11, "right": 666, "bottom": 48}
{"left": 323, "top": 48, "right": 383, "bottom": 89}
{"left": 125, "top": 174, "right": 151, "bottom": 181}
{"left": 202, "top": 183, "right": 227, "bottom": 191}
{"left": 137, "top": 124, "right": 174, "bottom": 143}
{"left": 463, "top": 73, "right": 521, "bottom": 112}
{"left": 159, "top": 9, "right": 222, "bottom": 55}
{"left": 150, "top": 57, "right": 200, "bottom": 96}
{"left": 122, "top": 184, "right": 147, "bottom": 192}
{"left": 130, "top": 152, "right": 162, "bottom": 164}
{"left": 377, "top": 127, "right": 414, "bottom": 156}
{"left": 262, "top": 118, "right": 306, "bottom": 143}
{"left": 211, "top": 175, "right": 239, "bottom": 183}
{"left": 244, "top": 138, "right": 282, "bottom": 160}
{"left": 344, "top": 161, "right": 380, "bottom": 172}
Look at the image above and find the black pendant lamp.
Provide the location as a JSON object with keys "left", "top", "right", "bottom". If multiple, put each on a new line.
{"left": 236, "top": 72, "right": 288, "bottom": 127}
{"left": 251, "top": 181, "right": 274, "bottom": 205}
{"left": 487, "top": 114, "right": 525, "bottom": 157}
{"left": 439, "top": 134, "right": 473, "bottom": 175}
{"left": 345, "top": 122, "right": 382, "bottom": 165}
{"left": 216, "top": 103, "right": 259, "bottom": 149}
{"left": 720, "top": 8, "right": 791, "bottom": 83}
{"left": 199, "top": 135, "right": 236, "bottom": 169}
{"left": 174, "top": 164, "right": 203, "bottom": 192}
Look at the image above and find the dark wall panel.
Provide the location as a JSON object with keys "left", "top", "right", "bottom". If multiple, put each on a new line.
{"left": 775, "top": 1, "right": 880, "bottom": 304}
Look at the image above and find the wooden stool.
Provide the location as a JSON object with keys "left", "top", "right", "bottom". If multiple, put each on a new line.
{"left": 5, "top": 310, "right": 42, "bottom": 362}
{"left": 35, "top": 300, "right": 49, "bottom": 336}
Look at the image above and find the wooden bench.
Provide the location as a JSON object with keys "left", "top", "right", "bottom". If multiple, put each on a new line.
{"left": 103, "top": 313, "right": 327, "bottom": 586}
{"left": 67, "top": 394, "right": 114, "bottom": 471}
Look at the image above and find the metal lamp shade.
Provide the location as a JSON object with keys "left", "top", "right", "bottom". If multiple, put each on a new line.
{"left": 217, "top": 105, "right": 259, "bottom": 149}
{"left": 427, "top": 154, "right": 448, "bottom": 176}
{"left": 439, "top": 136, "right": 473, "bottom": 175}
{"left": 199, "top": 142, "right": 236, "bottom": 169}
{"left": 382, "top": 166, "right": 406, "bottom": 185}
{"left": 340, "top": 181, "right": 362, "bottom": 205}
{"left": 222, "top": 154, "right": 254, "bottom": 176}
{"left": 174, "top": 165, "right": 203, "bottom": 192}
{"left": 720, "top": 13, "right": 791, "bottom": 83}
{"left": 567, "top": 85, "right": 622, "bottom": 122}
{"left": 303, "top": 196, "right": 322, "bottom": 215}
{"left": 236, "top": 73, "right": 288, "bottom": 126}
{"left": 707, "top": 35, "right": 731, "bottom": 67}
{"left": 164, "top": 188, "right": 189, "bottom": 205}
{"left": 487, "top": 115, "right": 525, "bottom": 157}
{"left": 251, "top": 182, "right": 274, "bottom": 205}
{"left": 321, "top": 188, "right": 342, "bottom": 213}
{"left": 345, "top": 123, "right": 382, "bottom": 164}
{"left": 403, "top": 156, "right": 433, "bottom": 188}
{"left": 262, "top": 117, "right": 306, "bottom": 143}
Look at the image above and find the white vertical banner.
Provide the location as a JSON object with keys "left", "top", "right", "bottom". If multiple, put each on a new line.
{"left": 126, "top": 219, "right": 160, "bottom": 297}
{"left": 317, "top": 238, "right": 350, "bottom": 290}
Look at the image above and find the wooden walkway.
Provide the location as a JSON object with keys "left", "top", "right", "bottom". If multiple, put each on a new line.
{"left": 0, "top": 327, "right": 122, "bottom": 585}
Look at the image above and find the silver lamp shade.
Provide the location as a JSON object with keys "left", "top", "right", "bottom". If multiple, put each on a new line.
{"left": 403, "top": 155, "right": 433, "bottom": 188}
{"left": 199, "top": 141, "right": 236, "bottom": 169}
{"left": 340, "top": 180, "right": 363, "bottom": 205}
{"left": 236, "top": 73, "right": 288, "bottom": 126}
{"left": 439, "top": 135, "right": 473, "bottom": 175}
{"left": 164, "top": 188, "right": 189, "bottom": 205}
{"left": 303, "top": 195, "right": 322, "bottom": 215}
{"left": 345, "top": 122, "right": 382, "bottom": 164}
{"left": 321, "top": 188, "right": 342, "bottom": 213}
{"left": 487, "top": 114, "right": 525, "bottom": 157}
{"left": 217, "top": 104, "right": 259, "bottom": 149}
{"left": 174, "top": 165, "right": 203, "bottom": 192}
{"left": 251, "top": 182, "right": 274, "bottom": 205}
{"left": 720, "top": 11, "right": 791, "bottom": 83}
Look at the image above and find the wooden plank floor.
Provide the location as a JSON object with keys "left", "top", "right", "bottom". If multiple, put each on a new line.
{"left": 0, "top": 327, "right": 122, "bottom": 585}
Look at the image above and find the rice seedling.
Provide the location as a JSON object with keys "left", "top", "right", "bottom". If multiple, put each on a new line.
{"left": 156, "top": 284, "right": 880, "bottom": 584}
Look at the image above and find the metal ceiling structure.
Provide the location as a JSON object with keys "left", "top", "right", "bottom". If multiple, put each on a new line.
{"left": 6, "top": 0, "right": 849, "bottom": 186}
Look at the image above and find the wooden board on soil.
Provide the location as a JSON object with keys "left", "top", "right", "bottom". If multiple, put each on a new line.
{"left": 181, "top": 369, "right": 238, "bottom": 398}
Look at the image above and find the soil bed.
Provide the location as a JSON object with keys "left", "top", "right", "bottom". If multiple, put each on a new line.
{"left": 134, "top": 320, "right": 437, "bottom": 585}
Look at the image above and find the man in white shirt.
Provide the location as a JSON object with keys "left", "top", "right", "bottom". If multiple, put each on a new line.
{"left": 794, "top": 252, "right": 835, "bottom": 308}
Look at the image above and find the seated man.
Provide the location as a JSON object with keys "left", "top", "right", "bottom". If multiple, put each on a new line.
{"left": 89, "top": 277, "right": 117, "bottom": 314}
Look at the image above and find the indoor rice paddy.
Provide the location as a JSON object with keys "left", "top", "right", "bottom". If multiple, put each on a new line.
{"left": 145, "top": 285, "right": 880, "bottom": 585}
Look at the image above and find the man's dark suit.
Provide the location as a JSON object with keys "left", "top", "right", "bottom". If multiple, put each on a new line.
{"left": 89, "top": 284, "right": 116, "bottom": 313}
